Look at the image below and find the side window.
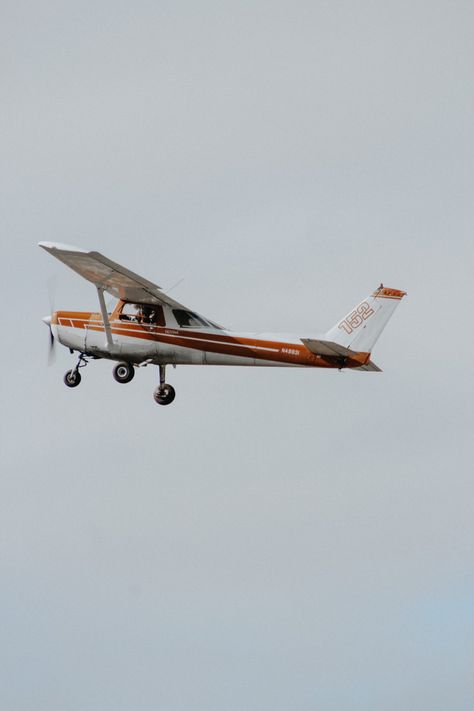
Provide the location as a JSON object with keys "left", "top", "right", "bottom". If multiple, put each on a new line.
{"left": 173, "top": 309, "right": 208, "bottom": 329}
{"left": 120, "top": 303, "right": 140, "bottom": 321}
{"left": 141, "top": 305, "right": 165, "bottom": 326}
{"left": 120, "top": 303, "right": 165, "bottom": 326}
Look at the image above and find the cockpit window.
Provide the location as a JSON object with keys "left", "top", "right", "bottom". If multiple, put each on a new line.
{"left": 173, "top": 309, "right": 210, "bottom": 329}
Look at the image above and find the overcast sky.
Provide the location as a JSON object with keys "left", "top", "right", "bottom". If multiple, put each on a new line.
{"left": 1, "top": 1, "right": 473, "bottom": 709}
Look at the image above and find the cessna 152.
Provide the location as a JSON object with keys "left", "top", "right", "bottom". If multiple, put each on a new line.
{"left": 40, "top": 242, "right": 406, "bottom": 405}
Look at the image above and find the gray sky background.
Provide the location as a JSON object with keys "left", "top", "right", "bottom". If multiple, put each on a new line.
{"left": 1, "top": 1, "right": 473, "bottom": 709}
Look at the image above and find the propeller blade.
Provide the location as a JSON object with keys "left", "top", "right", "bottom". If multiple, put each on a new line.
{"left": 43, "top": 315, "right": 56, "bottom": 365}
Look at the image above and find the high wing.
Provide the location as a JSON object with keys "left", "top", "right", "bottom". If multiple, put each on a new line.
{"left": 39, "top": 241, "right": 190, "bottom": 310}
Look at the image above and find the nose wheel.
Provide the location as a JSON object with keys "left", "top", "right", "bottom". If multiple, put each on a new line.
{"left": 153, "top": 364, "right": 176, "bottom": 405}
{"left": 64, "top": 353, "right": 88, "bottom": 388}
{"left": 64, "top": 369, "right": 82, "bottom": 387}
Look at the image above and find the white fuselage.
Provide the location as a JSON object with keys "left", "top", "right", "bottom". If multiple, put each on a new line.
{"left": 50, "top": 306, "right": 340, "bottom": 369}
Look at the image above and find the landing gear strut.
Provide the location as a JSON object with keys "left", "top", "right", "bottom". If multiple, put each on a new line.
{"left": 153, "top": 364, "right": 176, "bottom": 405}
{"left": 64, "top": 353, "right": 89, "bottom": 388}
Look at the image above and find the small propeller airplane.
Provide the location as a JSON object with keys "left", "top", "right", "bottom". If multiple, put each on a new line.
{"left": 40, "top": 242, "right": 406, "bottom": 405}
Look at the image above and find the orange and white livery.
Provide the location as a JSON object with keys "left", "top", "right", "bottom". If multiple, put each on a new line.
{"left": 40, "top": 242, "right": 406, "bottom": 406}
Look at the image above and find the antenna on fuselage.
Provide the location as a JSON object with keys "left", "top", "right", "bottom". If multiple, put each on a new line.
{"left": 164, "top": 277, "right": 184, "bottom": 294}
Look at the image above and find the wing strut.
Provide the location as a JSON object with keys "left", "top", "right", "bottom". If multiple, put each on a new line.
{"left": 96, "top": 286, "right": 114, "bottom": 349}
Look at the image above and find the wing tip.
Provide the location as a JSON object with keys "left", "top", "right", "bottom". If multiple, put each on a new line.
{"left": 38, "top": 241, "right": 89, "bottom": 253}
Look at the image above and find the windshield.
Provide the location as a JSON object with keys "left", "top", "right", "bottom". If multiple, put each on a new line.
{"left": 173, "top": 309, "right": 216, "bottom": 329}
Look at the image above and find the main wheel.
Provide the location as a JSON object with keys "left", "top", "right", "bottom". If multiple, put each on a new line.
{"left": 153, "top": 384, "right": 176, "bottom": 405}
{"left": 113, "top": 362, "right": 135, "bottom": 384}
{"left": 64, "top": 369, "right": 81, "bottom": 388}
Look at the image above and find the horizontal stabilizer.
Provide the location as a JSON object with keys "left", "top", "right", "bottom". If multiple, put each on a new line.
{"left": 301, "top": 338, "right": 358, "bottom": 358}
{"left": 354, "top": 360, "right": 382, "bottom": 372}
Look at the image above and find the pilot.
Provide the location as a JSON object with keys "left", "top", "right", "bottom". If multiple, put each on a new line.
{"left": 138, "top": 305, "right": 155, "bottom": 324}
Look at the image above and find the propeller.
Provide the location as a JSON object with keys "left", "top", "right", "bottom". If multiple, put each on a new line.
{"left": 44, "top": 275, "right": 57, "bottom": 365}
{"left": 43, "top": 315, "right": 56, "bottom": 364}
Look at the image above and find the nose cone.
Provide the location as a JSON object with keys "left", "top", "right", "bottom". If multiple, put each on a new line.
{"left": 43, "top": 315, "right": 52, "bottom": 326}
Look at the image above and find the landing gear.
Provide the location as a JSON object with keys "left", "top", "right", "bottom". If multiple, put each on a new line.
{"left": 154, "top": 384, "right": 176, "bottom": 405}
{"left": 113, "top": 362, "right": 135, "bottom": 384}
{"left": 153, "top": 364, "right": 176, "bottom": 406}
{"left": 63, "top": 353, "right": 89, "bottom": 388}
{"left": 64, "top": 369, "right": 81, "bottom": 387}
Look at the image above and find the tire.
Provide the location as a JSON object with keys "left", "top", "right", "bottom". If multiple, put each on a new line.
{"left": 153, "top": 384, "right": 176, "bottom": 405}
{"left": 64, "top": 369, "right": 81, "bottom": 388}
{"left": 113, "top": 362, "right": 135, "bottom": 384}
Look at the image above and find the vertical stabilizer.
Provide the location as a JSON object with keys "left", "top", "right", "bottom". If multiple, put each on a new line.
{"left": 325, "top": 285, "right": 406, "bottom": 353}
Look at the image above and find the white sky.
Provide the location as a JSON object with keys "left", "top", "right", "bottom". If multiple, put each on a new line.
{"left": 1, "top": 2, "right": 473, "bottom": 709}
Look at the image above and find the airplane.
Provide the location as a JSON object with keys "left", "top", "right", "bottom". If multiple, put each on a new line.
{"left": 39, "top": 242, "right": 406, "bottom": 406}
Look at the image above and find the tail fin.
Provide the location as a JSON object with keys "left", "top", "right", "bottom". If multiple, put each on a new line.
{"left": 325, "top": 285, "right": 406, "bottom": 353}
